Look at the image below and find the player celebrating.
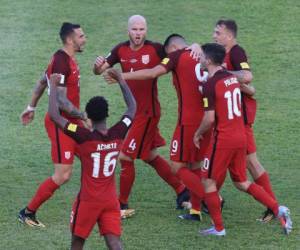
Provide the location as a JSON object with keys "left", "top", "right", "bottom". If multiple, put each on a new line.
{"left": 194, "top": 43, "right": 292, "bottom": 236}
{"left": 18, "top": 22, "right": 87, "bottom": 227}
{"left": 213, "top": 19, "right": 279, "bottom": 222}
{"left": 108, "top": 34, "right": 210, "bottom": 221}
{"left": 93, "top": 15, "right": 201, "bottom": 215}
{"left": 48, "top": 69, "right": 136, "bottom": 250}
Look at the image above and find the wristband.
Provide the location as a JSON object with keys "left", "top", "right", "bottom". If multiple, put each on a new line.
{"left": 27, "top": 105, "right": 36, "bottom": 112}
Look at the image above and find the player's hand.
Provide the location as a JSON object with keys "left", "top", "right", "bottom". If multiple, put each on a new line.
{"left": 94, "top": 56, "right": 106, "bottom": 68}
{"left": 193, "top": 131, "right": 203, "bottom": 149}
{"left": 82, "top": 118, "right": 93, "bottom": 131}
{"left": 103, "top": 69, "right": 119, "bottom": 84}
{"left": 186, "top": 43, "right": 202, "bottom": 60}
{"left": 49, "top": 73, "right": 62, "bottom": 86}
{"left": 20, "top": 107, "right": 35, "bottom": 125}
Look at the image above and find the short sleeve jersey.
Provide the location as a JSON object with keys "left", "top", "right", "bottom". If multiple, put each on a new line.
{"left": 160, "top": 49, "right": 204, "bottom": 125}
{"left": 46, "top": 50, "right": 80, "bottom": 122}
{"left": 106, "top": 40, "right": 164, "bottom": 118}
{"left": 203, "top": 70, "right": 246, "bottom": 148}
{"left": 63, "top": 116, "right": 132, "bottom": 202}
{"left": 223, "top": 44, "right": 256, "bottom": 125}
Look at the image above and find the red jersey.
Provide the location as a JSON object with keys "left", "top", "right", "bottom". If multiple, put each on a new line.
{"left": 203, "top": 70, "right": 246, "bottom": 148}
{"left": 160, "top": 49, "right": 205, "bottom": 125}
{"left": 46, "top": 50, "right": 80, "bottom": 122}
{"left": 223, "top": 44, "right": 256, "bottom": 125}
{"left": 106, "top": 40, "right": 164, "bottom": 118}
{"left": 63, "top": 116, "right": 132, "bottom": 202}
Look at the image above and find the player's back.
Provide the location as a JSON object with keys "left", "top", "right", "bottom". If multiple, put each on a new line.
{"left": 208, "top": 70, "right": 246, "bottom": 148}
{"left": 63, "top": 118, "right": 131, "bottom": 202}
{"left": 161, "top": 49, "right": 204, "bottom": 125}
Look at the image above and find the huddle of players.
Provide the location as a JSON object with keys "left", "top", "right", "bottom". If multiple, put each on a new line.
{"left": 18, "top": 15, "right": 292, "bottom": 249}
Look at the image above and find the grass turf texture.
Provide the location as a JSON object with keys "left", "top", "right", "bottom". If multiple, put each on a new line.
{"left": 0, "top": 0, "right": 299, "bottom": 249}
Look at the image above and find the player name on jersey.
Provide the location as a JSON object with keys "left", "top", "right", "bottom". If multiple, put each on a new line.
{"left": 224, "top": 77, "right": 239, "bottom": 87}
{"left": 96, "top": 142, "right": 117, "bottom": 151}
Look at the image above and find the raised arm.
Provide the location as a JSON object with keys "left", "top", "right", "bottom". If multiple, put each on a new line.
{"left": 240, "top": 83, "right": 256, "bottom": 96}
{"left": 55, "top": 86, "right": 87, "bottom": 121}
{"left": 48, "top": 74, "right": 68, "bottom": 129}
{"left": 106, "top": 69, "right": 136, "bottom": 119}
{"left": 228, "top": 69, "right": 253, "bottom": 85}
{"left": 20, "top": 74, "right": 48, "bottom": 125}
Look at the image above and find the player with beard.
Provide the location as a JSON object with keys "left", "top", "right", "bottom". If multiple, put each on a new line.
{"left": 93, "top": 15, "right": 202, "bottom": 217}
{"left": 213, "top": 19, "right": 279, "bottom": 222}
{"left": 18, "top": 22, "right": 87, "bottom": 227}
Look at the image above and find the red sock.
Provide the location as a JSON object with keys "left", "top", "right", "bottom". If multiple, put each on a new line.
{"left": 247, "top": 183, "right": 278, "bottom": 215}
{"left": 190, "top": 168, "right": 202, "bottom": 211}
{"left": 255, "top": 172, "right": 277, "bottom": 201}
{"left": 27, "top": 177, "right": 59, "bottom": 212}
{"left": 176, "top": 167, "right": 204, "bottom": 199}
{"left": 148, "top": 156, "right": 185, "bottom": 194}
{"left": 119, "top": 160, "right": 135, "bottom": 205}
{"left": 205, "top": 191, "right": 224, "bottom": 231}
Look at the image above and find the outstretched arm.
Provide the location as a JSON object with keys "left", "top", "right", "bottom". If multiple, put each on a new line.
{"left": 20, "top": 74, "right": 47, "bottom": 125}
{"left": 48, "top": 74, "right": 68, "bottom": 129}
{"left": 122, "top": 65, "right": 167, "bottom": 81}
{"left": 106, "top": 69, "right": 136, "bottom": 119}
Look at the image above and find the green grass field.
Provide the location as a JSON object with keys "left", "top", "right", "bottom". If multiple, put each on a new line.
{"left": 0, "top": 0, "right": 299, "bottom": 249}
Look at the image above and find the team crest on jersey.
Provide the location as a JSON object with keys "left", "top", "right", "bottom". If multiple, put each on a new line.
{"left": 142, "top": 54, "right": 150, "bottom": 64}
{"left": 65, "top": 151, "right": 71, "bottom": 159}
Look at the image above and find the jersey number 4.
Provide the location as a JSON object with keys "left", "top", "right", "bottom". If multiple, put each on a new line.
{"left": 91, "top": 151, "right": 119, "bottom": 178}
{"left": 224, "top": 88, "right": 242, "bottom": 120}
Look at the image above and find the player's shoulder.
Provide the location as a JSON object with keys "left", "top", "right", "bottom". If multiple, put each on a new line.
{"left": 210, "top": 69, "right": 232, "bottom": 83}
{"left": 230, "top": 44, "right": 247, "bottom": 56}
{"left": 52, "top": 49, "right": 70, "bottom": 62}
{"left": 111, "top": 41, "right": 130, "bottom": 51}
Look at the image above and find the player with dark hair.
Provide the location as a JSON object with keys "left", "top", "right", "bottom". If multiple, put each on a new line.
{"left": 109, "top": 33, "right": 211, "bottom": 221}
{"left": 18, "top": 22, "right": 87, "bottom": 227}
{"left": 48, "top": 69, "right": 136, "bottom": 250}
{"left": 214, "top": 18, "right": 279, "bottom": 222}
{"left": 93, "top": 15, "right": 202, "bottom": 216}
{"left": 194, "top": 43, "right": 292, "bottom": 236}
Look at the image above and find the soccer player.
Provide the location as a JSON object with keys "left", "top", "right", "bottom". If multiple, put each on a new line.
{"left": 48, "top": 69, "right": 136, "bottom": 250}
{"left": 93, "top": 15, "right": 202, "bottom": 215}
{"left": 18, "top": 22, "right": 87, "bottom": 227}
{"left": 213, "top": 19, "right": 279, "bottom": 222}
{"left": 112, "top": 34, "right": 210, "bottom": 221}
{"left": 194, "top": 43, "right": 292, "bottom": 236}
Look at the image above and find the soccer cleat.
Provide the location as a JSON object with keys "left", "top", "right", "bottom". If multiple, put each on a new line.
{"left": 202, "top": 198, "right": 225, "bottom": 214}
{"left": 18, "top": 208, "right": 45, "bottom": 228}
{"left": 199, "top": 226, "right": 226, "bottom": 236}
{"left": 176, "top": 188, "right": 190, "bottom": 210}
{"left": 256, "top": 208, "right": 275, "bottom": 223}
{"left": 178, "top": 213, "right": 202, "bottom": 222}
{"left": 120, "top": 203, "right": 135, "bottom": 219}
{"left": 277, "top": 206, "right": 292, "bottom": 235}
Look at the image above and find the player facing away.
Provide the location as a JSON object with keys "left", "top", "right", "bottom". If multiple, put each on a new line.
{"left": 114, "top": 34, "right": 210, "bottom": 221}
{"left": 93, "top": 15, "right": 204, "bottom": 216}
{"left": 193, "top": 43, "right": 292, "bottom": 236}
{"left": 18, "top": 22, "right": 87, "bottom": 227}
{"left": 48, "top": 69, "right": 136, "bottom": 250}
{"left": 213, "top": 19, "right": 279, "bottom": 222}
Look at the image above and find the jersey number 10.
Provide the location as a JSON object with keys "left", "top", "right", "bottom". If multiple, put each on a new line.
{"left": 91, "top": 151, "right": 119, "bottom": 178}
{"left": 224, "top": 88, "right": 242, "bottom": 120}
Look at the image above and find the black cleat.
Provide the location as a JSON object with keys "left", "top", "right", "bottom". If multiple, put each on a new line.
{"left": 18, "top": 208, "right": 45, "bottom": 227}
{"left": 257, "top": 208, "right": 276, "bottom": 223}
{"left": 178, "top": 213, "right": 202, "bottom": 221}
{"left": 202, "top": 198, "right": 225, "bottom": 214}
{"left": 176, "top": 188, "right": 190, "bottom": 210}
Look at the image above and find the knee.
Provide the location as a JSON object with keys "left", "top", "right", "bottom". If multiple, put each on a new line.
{"left": 53, "top": 168, "right": 72, "bottom": 185}
{"left": 234, "top": 181, "right": 251, "bottom": 192}
{"left": 170, "top": 162, "right": 181, "bottom": 175}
